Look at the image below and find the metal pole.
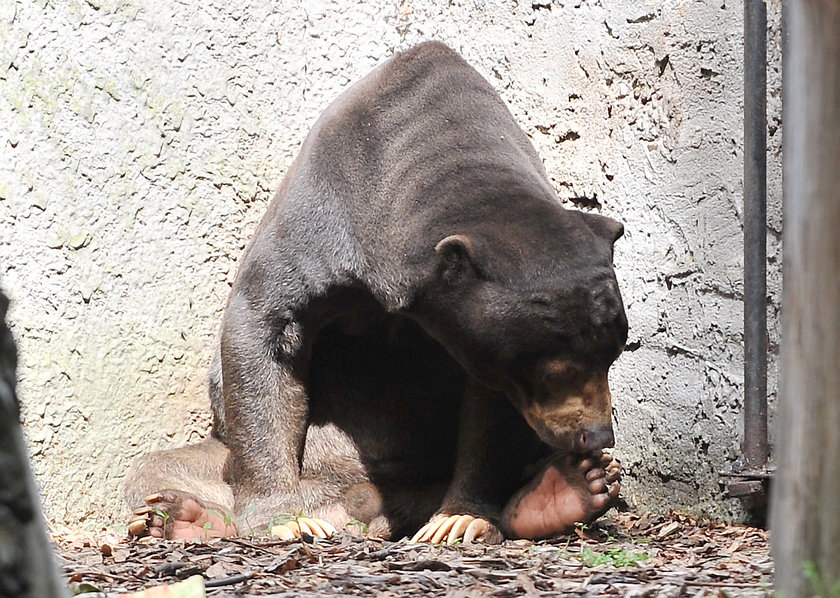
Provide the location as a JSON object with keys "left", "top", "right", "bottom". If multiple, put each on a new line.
{"left": 743, "top": 0, "right": 769, "bottom": 470}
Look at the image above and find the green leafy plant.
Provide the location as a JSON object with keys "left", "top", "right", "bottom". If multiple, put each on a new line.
{"left": 577, "top": 545, "right": 650, "bottom": 568}
{"left": 243, "top": 503, "right": 257, "bottom": 536}
{"left": 72, "top": 582, "right": 102, "bottom": 595}
{"left": 151, "top": 506, "right": 170, "bottom": 522}
{"left": 151, "top": 506, "right": 172, "bottom": 531}
{"left": 345, "top": 518, "right": 369, "bottom": 535}
{"left": 526, "top": 542, "right": 650, "bottom": 568}
{"left": 803, "top": 561, "right": 840, "bottom": 598}
{"left": 207, "top": 508, "right": 234, "bottom": 526}
{"left": 270, "top": 510, "right": 306, "bottom": 527}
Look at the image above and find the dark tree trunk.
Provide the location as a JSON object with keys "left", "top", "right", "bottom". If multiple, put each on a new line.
{"left": 772, "top": 1, "right": 840, "bottom": 596}
{"left": 0, "top": 290, "right": 66, "bottom": 598}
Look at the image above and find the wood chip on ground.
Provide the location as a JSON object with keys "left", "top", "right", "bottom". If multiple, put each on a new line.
{"left": 55, "top": 512, "right": 773, "bottom": 597}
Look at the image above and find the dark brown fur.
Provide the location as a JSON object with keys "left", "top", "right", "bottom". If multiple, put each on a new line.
{"left": 124, "top": 42, "right": 627, "bottom": 540}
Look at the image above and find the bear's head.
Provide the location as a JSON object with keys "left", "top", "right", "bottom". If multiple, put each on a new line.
{"left": 415, "top": 206, "right": 627, "bottom": 454}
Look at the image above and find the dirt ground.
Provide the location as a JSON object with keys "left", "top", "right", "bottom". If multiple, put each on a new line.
{"left": 56, "top": 511, "right": 772, "bottom": 597}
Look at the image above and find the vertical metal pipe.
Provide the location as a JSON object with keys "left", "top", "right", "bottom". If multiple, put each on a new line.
{"left": 743, "top": 0, "right": 769, "bottom": 470}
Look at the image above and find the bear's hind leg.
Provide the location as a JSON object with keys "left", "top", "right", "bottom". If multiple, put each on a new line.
{"left": 123, "top": 437, "right": 237, "bottom": 540}
{"left": 124, "top": 434, "right": 358, "bottom": 541}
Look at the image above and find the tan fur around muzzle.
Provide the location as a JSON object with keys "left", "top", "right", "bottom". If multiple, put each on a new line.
{"left": 519, "top": 368, "right": 613, "bottom": 451}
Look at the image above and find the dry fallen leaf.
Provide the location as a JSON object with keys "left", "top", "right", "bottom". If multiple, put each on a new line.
{"left": 657, "top": 521, "right": 681, "bottom": 538}
{"left": 55, "top": 512, "right": 773, "bottom": 598}
{"left": 203, "top": 561, "right": 229, "bottom": 578}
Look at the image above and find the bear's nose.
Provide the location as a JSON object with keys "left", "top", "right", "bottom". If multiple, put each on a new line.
{"left": 574, "top": 426, "right": 615, "bottom": 453}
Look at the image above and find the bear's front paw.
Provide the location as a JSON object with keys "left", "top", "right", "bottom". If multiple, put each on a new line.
{"left": 270, "top": 516, "right": 336, "bottom": 540}
{"left": 409, "top": 513, "right": 504, "bottom": 545}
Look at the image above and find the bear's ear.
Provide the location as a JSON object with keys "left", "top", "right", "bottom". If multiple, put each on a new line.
{"left": 579, "top": 212, "right": 624, "bottom": 245}
{"left": 435, "top": 234, "right": 476, "bottom": 282}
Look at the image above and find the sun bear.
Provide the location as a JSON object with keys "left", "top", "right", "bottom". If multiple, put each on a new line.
{"left": 124, "top": 41, "right": 626, "bottom": 544}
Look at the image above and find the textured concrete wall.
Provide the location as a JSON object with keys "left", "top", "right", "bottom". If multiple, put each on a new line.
{"left": 0, "top": 0, "right": 782, "bottom": 530}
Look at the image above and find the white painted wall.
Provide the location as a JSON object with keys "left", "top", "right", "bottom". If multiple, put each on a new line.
{"left": 0, "top": 0, "right": 782, "bottom": 529}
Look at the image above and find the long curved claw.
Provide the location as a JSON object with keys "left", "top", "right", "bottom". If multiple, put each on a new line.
{"left": 599, "top": 450, "right": 622, "bottom": 501}
{"left": 270, "top": 523, "right": 296, "bottom": 540}
{"left": 302, "top": 517, "right": 336, "bottom": 537}
{"left": 604, "top": 459, "right": 621, "bottom": 484}
{"left": 127, "top": 498, "right": 165, "bottom": 538}
{"left": 446, "top": 515, "right": 473, "bottom": 545}
{"left": 410, "top": 515, "right": 443, "bottom": 543}
{"left": 430, "top": 515, "right": 460, "bottom": 544}
{"left": 410, "top": 514, "right": 497, "bottom": 544}
{"left": 270, "top": 516, "right": 336, "bottom": 540}
{"left": 128, "top": 515, "right": 150, "bottom": 537}
{"left": 462, "top": 517, "right": 489, "bottom": 543}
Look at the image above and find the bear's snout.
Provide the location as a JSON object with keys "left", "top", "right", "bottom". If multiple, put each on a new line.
{"left": 517, "top": 362, "right": 615, "bottom": 452}
{"left": 522, "top": 404, "right": 615, "bottom": 452}
{"left": 574, "top": 425, "right": 615, "bottom": 453}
